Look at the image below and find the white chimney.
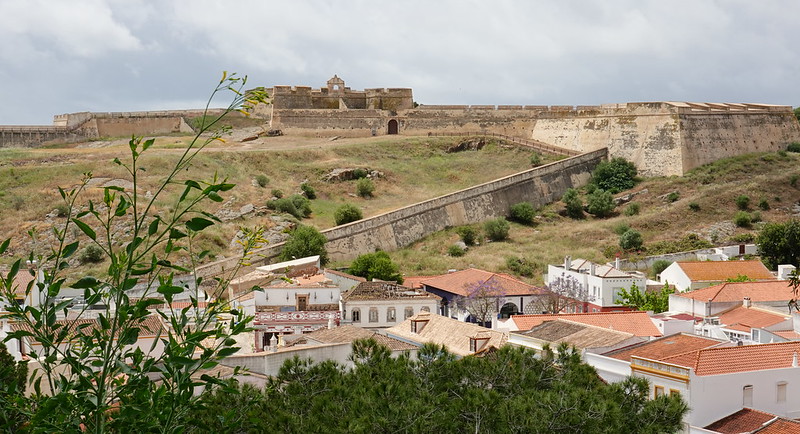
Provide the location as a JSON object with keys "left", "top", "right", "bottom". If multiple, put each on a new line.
{"left": 589, "top": 263, "right": 596, "bottom": 276}
{"left": 328, "top": 313, "right": 335, "bottom": 329}
{"left": 793, "top": 351, "right": 798, "bottom": 368}
{"left": 615, "top": 257, "right": 621, "bottom": 270}
{"left": 743, "top": 297, "right": 751, "bottom": 308}
{"left": 564, "top": 256, "right": 572, "bottom": 270}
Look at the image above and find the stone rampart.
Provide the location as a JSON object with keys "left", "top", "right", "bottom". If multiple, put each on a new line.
{"left": 196, "top": 149, "right": 607, "bottom": 278}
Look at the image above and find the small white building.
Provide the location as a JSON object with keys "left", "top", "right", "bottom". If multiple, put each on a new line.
{"left": 340, "top": 281, "right": 439, "bottom": 329}
{"left": 659, "top": 260, "right": 774, "bottom": 292}
{"left": 546, "top": 256, "right": 646, "bottom": 312}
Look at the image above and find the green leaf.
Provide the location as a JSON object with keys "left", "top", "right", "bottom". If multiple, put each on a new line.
{"left": 0, "top": 238, "right": 9, "bottom": 255}
{"left": 72, "top": 277, "right": 100, "bottom": 289}
{"left": 208, "top": 192, "right": 223, "bottom": 202}
{"left": 142, "top": 138, "right": 154, "bottom": 152}
{"left": 157, "top": 285, "right": 184, "bottom": 296}
{"left": 72, "top": 218, "right": 96, "bottom": 240}
{"left": 216, "top": 347, "right": 240, "bottom": 358}
{"left": 185, "top": 217, "right": 214, "bottom": 232}
{"left": 169, "top": 229, "right": 187, "bottom": 240}
{"left": 62, "top": 241, "right": 79, "bottom": 259}
{"left": 148, "top": 219, "right": 160, "bottom": 236}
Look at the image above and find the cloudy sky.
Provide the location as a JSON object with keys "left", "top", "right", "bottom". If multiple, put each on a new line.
{"left": 1, "top": 0, "right": 798, "bottom": 125}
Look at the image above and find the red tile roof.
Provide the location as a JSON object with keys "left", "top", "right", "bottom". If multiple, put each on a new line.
{"left": 605, "top": 333, "right": 726, "bottom": 362}
{"left": 757, "top": 418, "right": 800, "bottom": 433}
{"left": 511, "top": 311, "right": 662, "bottom": 337}
{"left": 704, "top": 408, "right": 779, "bottom": 433}
{"left": 674, "top": 280, "right": 795, "bottom": 303}
{"left": 660, "top": 341, "right": 800, "bottom": 376}
{"left": 401, "top": 276, "right": 431, "bottom": 289}
{"left": 717, "top": 306, "right": 791, "bottom": 331}
{"left": 421, "top": 268, "right": 544, "bottom": 297}
{"left": 674, "top": 260, "right": 774, "bottom": 282}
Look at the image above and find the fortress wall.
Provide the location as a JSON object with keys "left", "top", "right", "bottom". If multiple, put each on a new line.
{"left": 83, "top": 116, "right": 193, "bottom": 138}
{"left": 196, "top": 149, "right": 607, "bottom": 278}
{"left": 0, "top": 126, "right": 84, "bottom": 148}
{"left": 271, "top": 108, "right": 390, "bottom": 137}
{"left": 399, "top": 108, "right": 541, "bottom": 137}
{"left": 678, "top": 111, "right": 800, "bottom": 172}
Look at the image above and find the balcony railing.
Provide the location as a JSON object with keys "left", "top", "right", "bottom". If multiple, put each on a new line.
{"left": 255, "top": 310, "right": 341, "bottom": 325}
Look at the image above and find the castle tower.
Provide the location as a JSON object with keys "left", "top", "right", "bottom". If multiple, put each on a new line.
{"left": 327, "top": 75, "right": 345, "bottom": 95}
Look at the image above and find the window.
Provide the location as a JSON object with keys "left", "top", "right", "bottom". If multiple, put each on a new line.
{"left": 420, "top": 306, "right": 430, "bottom": 313}
{"left": 352, "top": 308, "right": 361, "bottom": 323}
{"left": 387, "top": 307, "right": 396, "bottom": 322}
{"left": 369, "top": 307, "right": 379, "bottom": 323}
{"left": 743, "top": 385, "right": 753, "bottom": 407}
{"left": 654, "top": 386, "right": 665, "bottom": 398}
{"left": 404, "top": 307, "right": 414, "bottom": 319}
{"left": 777, "top": 382, "right": 787, "bottom": 403}
{"left": 669, "top": 389, "right": 680, "bottom": 397}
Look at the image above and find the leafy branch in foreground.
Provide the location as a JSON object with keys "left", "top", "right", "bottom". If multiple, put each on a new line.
{"left": 0, "top": 72, "right": 268, "bottom": 432}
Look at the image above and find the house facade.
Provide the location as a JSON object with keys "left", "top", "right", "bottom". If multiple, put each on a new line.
{"left": 659, "top": 260, "right": 775, "bottom": 292}
{"left": 546, "top": 256, "right": 646, "bottom": 312}
{"left": 340, "top": 281, "right": 439, "bottom": 329}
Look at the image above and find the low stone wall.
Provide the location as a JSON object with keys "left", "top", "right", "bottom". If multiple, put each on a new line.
{"left": 197, "top": 149, "right": 607, "bottom": 278}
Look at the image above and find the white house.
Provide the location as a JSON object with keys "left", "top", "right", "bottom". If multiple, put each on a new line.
{"left": 340, "top": 281, "right": 439, "bottom": 329}
{"left": 508, "top": 318, "right": 646, "bottom": 355}
{"left": 659, "top": 260, "right": 775, "bottom": 292}
{"left": 547, "top": 256, "right": 646, "bottom": 312}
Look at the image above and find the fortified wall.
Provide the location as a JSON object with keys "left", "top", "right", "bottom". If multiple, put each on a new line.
{"left": 196, "top": 148, "right": 607, "bottom": 278}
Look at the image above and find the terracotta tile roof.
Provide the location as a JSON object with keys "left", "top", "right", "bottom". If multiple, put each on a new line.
{"left": 420, "top": 268, "right": 544, "bottom": 297}
{"left": 341, "top": 281, "right": 440, "bottom": 301}
{"left": 756, "top": 418, "right": 800, "bottom": 433}
{"left": 511, "top": 311, "right": 662, "bottom": 337}
{"left": 10, "top": 315, "right": 165, "bottom": 338}
{"left": 516, "top": 319, "right": 640, "bottom": 350}
{"left": 12, "top": 270, "right": 36, "bottom": 296}
{"left": 673, "top": 280, "right": 794, "bottom": 303}
{"left": 660, "top": 341, "right": 800, "bottom": 376}
{"left": 718, "top": 305, "right": 792, "bottom": 331}
{"left": 401, "top": 276, "right": 431, "bottom": 289}
{"left": 704, "top": 408, "right": 779, "bottom": 433}
{"left": 304, "top": 325, "right": 417, "bottom": 351}
{"left": 605, "top": 333, "right": 727, "bottom": 362}
{"left": 673, "top": 260, "right": 774, "bottom": 282}
{"left": 385, "top": 313, "right": 508, "bottom": 357}
{"left": 772, "top": 330, "right": 800, "bottom": 340}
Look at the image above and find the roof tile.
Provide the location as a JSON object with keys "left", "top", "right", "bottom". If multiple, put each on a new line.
{"left": 421, "top": 268, "right": 544, "bottom": 297}
{"left": 674, "top": 260, "right": 774, "bottom": 282}
{"left": 511, "top": 311, "right": 662, "bottom": 337}
{"left": 673, "top": 280, "right": 794, "bottom": 303}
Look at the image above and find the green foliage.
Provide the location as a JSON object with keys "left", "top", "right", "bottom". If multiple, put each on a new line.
{"left": 787, "top": 142, "right": 800, "bottom": 152}
{"left": 352, "top": 168, "right": 368, "bottom": 179}
{"left": 667, "top": 191, "right": 680, "bottom": 202}
{"left": 590, "top": 157, "right": 638, "bottom": 193}
{"left": 647, "top": 233, "right": 713, "bottom": 255}
{"left": 188, "top": 342, "right": 687, "bottom": 433}
{"left": 730, "top": 233, "right": 755, "bottom": 243}
{"left": 448, "top": 245, "right": 466, "bottom": 257}
{"left": 0, "top": 342, "right": 29, "bottom": 432}
{"left": 791, "top": 174, "right": 799, "bottom": 187}
{"left": 509, "top": 201, "right": 536, "bottom": 225}
{"left": 758, "top": 198, "right": 770, "bottom": 211}
{"left": 651, "top": 260, "right": 672, "bottom": 278}
{"left": 726, "top": 274, "right": 753, "bottom": 282}
{"left": 586, "top": 189, "right": 615, "bottom": 218}
{"left": 356, "top": 177, "right": 375, "bottom": 197}
{"left": 280, "top": 225, "right": 329, "bottom": 265}
{"left": 0, "top": 73, "right": 267, "bottom": 432}
{"left": 562, "top": 188, "right": 584, "bottom": 219}
{"left": 757, "top": 219, "right": 800, "bottom": 268}
{"left": 270, "top": 188, "right": 283, "bottom": 198}
{"left": 734, "top": 211, "right": 752, "bottom": 228}
{"left": 615, "top": 283, "right": 675, "bottom": 313}
{"left": 268, "top": 194, "right": 312, "bottom": 219}
{"left": 688, "top": 201, "right": 701, "bottom": 212}
{"left": 619, "top": 229, "right": 643, "bottom": 251}
{"left": 300, "top": 182, "right": 316, "bottom": 199}
{"left": 334, "top": 203, "right": 363, "bottom": 225}
{"left": 483, "top": 217, "right": 510, "bottom": 241}
{"left": 613, "top": 222, "right": 631, "bottom": 235}
{"left": 735, "top": 194, "right": 750, "bottom": 210}
{"left": 623, "top": 202, "right": 640, "bottom": 216}
{"left": 505, "top": 256, "right": 536, "bottom": 277}
{"left": 78, "top": 243, "right": 104, "bottom": 264}
{"left": 455, "top": 226, "right": 478, "bottom": 246}
{"left": 255, "top": 174, "right": 269, "bottom": 187}
{"left": 54, "top": 203, "right": 70, "bottom": 217}
{"left": 795, "top": 108, "right": 800, "bottom": 123}
{"left": 349, "top": 251, "right": 402, "bottom": 283}
{"left": 530, "top": 153, "right": 542, "bottom": 166}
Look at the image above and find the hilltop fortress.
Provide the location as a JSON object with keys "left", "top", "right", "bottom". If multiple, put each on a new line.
{"left": 2, "top": 75, "right": 799, "bottom": 176}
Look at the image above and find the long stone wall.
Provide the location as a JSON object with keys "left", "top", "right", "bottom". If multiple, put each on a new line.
{"left": 196, "top": 148, "right": 607, "bottom": 279}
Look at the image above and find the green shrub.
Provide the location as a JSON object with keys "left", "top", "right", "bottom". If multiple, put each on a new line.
{"left": 730, "top": 233, "right": 755, "bottom": 243}
{"left": 79, "top": 244, "right": 104, "bottom": 264}
{"left": 271, "top": 189, "right": 283, "bottom": 199}
{"left": 590, "top": 158, "right": 638, "bottom": 193}
{"left": 651, "top": 259, "right": 672, "bottom": 278}
{"left": 349, "top": 251, "right": 402, "bottom": 283}
{"left": 54, "top": 203, "right": 70, "bottom": 218}
{"left": 509, "top": 202, "right": 536, "bottom": 225}
{"left": 300, "top": 182, "right": 316, "bottom": 199}
{"left": 255, "top": 174, "right": 269, "bottom": 188}
{"left": 787, "top": 142, "right": 800, "bottom": 152}
{"left": 456, "top": 226, "right": 478, "bottom": 246}
{"left": 751, "top": 211, "right": 762, "bottom": 223}
{"left": 352, "top": 168, "right": 369, "bottom": 179}
{"left": 334, "top": 203, "right": 363, "bottom": 225}
{"left": 735, "top": 195, "right": 750, "bottom": 210}
{"left": 733, "top": 211, "right": 752, "bottom": 228}
{"left": 586, "top": 189, "right": 615, "bottom": 218}
{"left": 688, "top": 202, "right": 700, "bottom": 212}
{"left": 356, "top": 178, "right": 375, "bottom": 197}
{"left": 623, "top": 202, "right": 640, "bottom": 216}
{"left": 530, "top": 153, "right": 542, "bottom": 167}
{"left": 613, "top": 222, "right": 631, "bottom": 236}
{"left": 619, "top": 229, "right": 643, "bottom": 251}
{"left": 505, "top": 256, "right": 536, "bottom": 277}
{"left": 448, "top": 245, "right": 466, "bottom": 257}
{"left": 667, "top": 192, "right": 680, "bottom": 203}
{"left": 484, "top": 217, "right": 510, "bottom": 241}
{"left": 562, "top": 188, "right": 583, "bottom": 219}
{"left": 791, "top": 174, "right": 799, "bottom": 187}
{"left": 647, "top": 233, "right": 713, "bottom": 255}
{"left": 290, "top": 194, "right": 312, "bottom": 218}
{"left": 280, "top": 225, "right": 329, "bottom": 265}
{"left": 758, "top": 199, "right": 770, "bottom": 211}
{"left": 268, "top": 195, "right": 311, "bottom": 219}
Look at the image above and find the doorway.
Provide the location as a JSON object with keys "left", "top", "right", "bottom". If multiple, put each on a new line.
{"left": 387, "top": 119, "right": 398, "bottom": 135}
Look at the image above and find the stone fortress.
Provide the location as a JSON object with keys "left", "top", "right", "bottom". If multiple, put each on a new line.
{"left": 1, "top": 75, "right": 799, "bottom": 177}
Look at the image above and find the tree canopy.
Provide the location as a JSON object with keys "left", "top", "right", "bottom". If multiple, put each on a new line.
{"left": 591, "top": 158, "right": 638, "bottom": 193}
{"left": 757, "top": 219, "right": 800, "bottom": 269}
{"left": 349, "top": 251, "right": 403, "bottom": 283}
{"left": 615, "top": 283, "right": 675, "bottom": 313}
{"left": 280, "top": 224, "right": 329, "bottom": 265}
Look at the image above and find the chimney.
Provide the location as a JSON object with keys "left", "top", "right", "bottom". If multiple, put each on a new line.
{"left": 328, "top": 313, "right": 335, "bottom": 330}
{"left": 743, "top": 297, "right": 751, "bottom": 308}
{"left": 793, "top": 351, "right": 798, "bottom": 368}
{"left": 564, "top": 256, "right": 571, "bottom": 270}
{"left": 615, "top": 257, "right": 621, "bottom": 270}
{"left": 589, "top": 263, "right": 596, "bottom": 276}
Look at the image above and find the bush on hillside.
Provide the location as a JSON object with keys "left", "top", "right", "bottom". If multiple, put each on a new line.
{"left": 334, "top": 203, "right": 363, "bottom": 225}
{"left": 509, "top": 202, "right": 536, "bottom": 225}
{"left": 456, "top": 226, "right": 478, "bottom": 246}
{"left": 484, "top": 217, "right": 510, "bottom": 241}
{"left": 586, "top": 189, "right": 615, "bottom": 218}
{"left": 448, "top": 245, "right": 466, "bottom": 257}
{"left": 280, "top": 225, "right": 329, "bottom": 265}
{"left": 349, "top": 251, "right": 402, "bottom": 283}
{"left": 255, "top": 174, "right": 269, "bottom": 188}
{"left": 562, "top": 188, "right": 583, "bottom": 219}
{"left": 300, "top": 182, "right": 316, "bottom": 199}
{"left": 623, "top": 202, "right": 640, "bottom": 216}
{"left": 734, "top": 211, "right": 752, "bottom": 228}
{"left": 735, "top": 195, "right": 750, "bottom": 210}
{"left": 356, "top": 178, "right": 375, "bottom": 197}
{"left": 590, "top": 158, "right": 638, "bottom": 193}
{"left": 619, "top": 229, "right": 643, "bottom": 251}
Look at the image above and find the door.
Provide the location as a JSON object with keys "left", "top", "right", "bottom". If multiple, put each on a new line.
{"left": 388, "top": 119, "right": 398, "bottom": 135}
{"left": 297, "top": 294, "right": 308, "bottom": 311}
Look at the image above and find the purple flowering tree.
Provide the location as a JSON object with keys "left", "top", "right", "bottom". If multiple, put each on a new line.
{"left": 455, "top": 277, "right": 507, "bottom": 327}
{"left": 533, "top": 273, "right": 588, "bottom": 314}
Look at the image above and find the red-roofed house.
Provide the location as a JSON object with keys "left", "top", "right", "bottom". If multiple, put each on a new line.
{"left": 420, "top": 268, "right": 545, "bottom": 327}
{"left": 660, "top": 260, "right": 775, "bottom": 292}
{"left": 669, "top": 280, "right": 795, "bottom": 317}
{"left": 629, "top": 341, "right": 800, "bottom": 428}
{"left": 702, "top": 408, "right": 800, "bottom": 434}
{"left": 509, "top": 311, "right": 663, "bottom": 337}
{"left": 547, "top": 256, "right": 646, "bottom": 312}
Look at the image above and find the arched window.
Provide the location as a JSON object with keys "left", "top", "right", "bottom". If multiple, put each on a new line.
{"left": 404, "top": 307, "right": 414, "bottom": 319}
{"left": 352, "top": 308, "right": 361, "bottom": 323}
{"left": 420, "top": 306, "right": 430, "bottom": 313}
{"left": 387, "top": 308, "right": 396, "bottom": 322}
{"left": 369, "top": 307, "right": 379, "bottom": 323}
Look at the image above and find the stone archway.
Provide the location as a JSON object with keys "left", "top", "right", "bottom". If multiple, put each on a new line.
{"left": 499, "top": 302, "right": 519, "bottom": 319}
{"left": 387, "top": 119, "right": 398, "bottom": 135}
